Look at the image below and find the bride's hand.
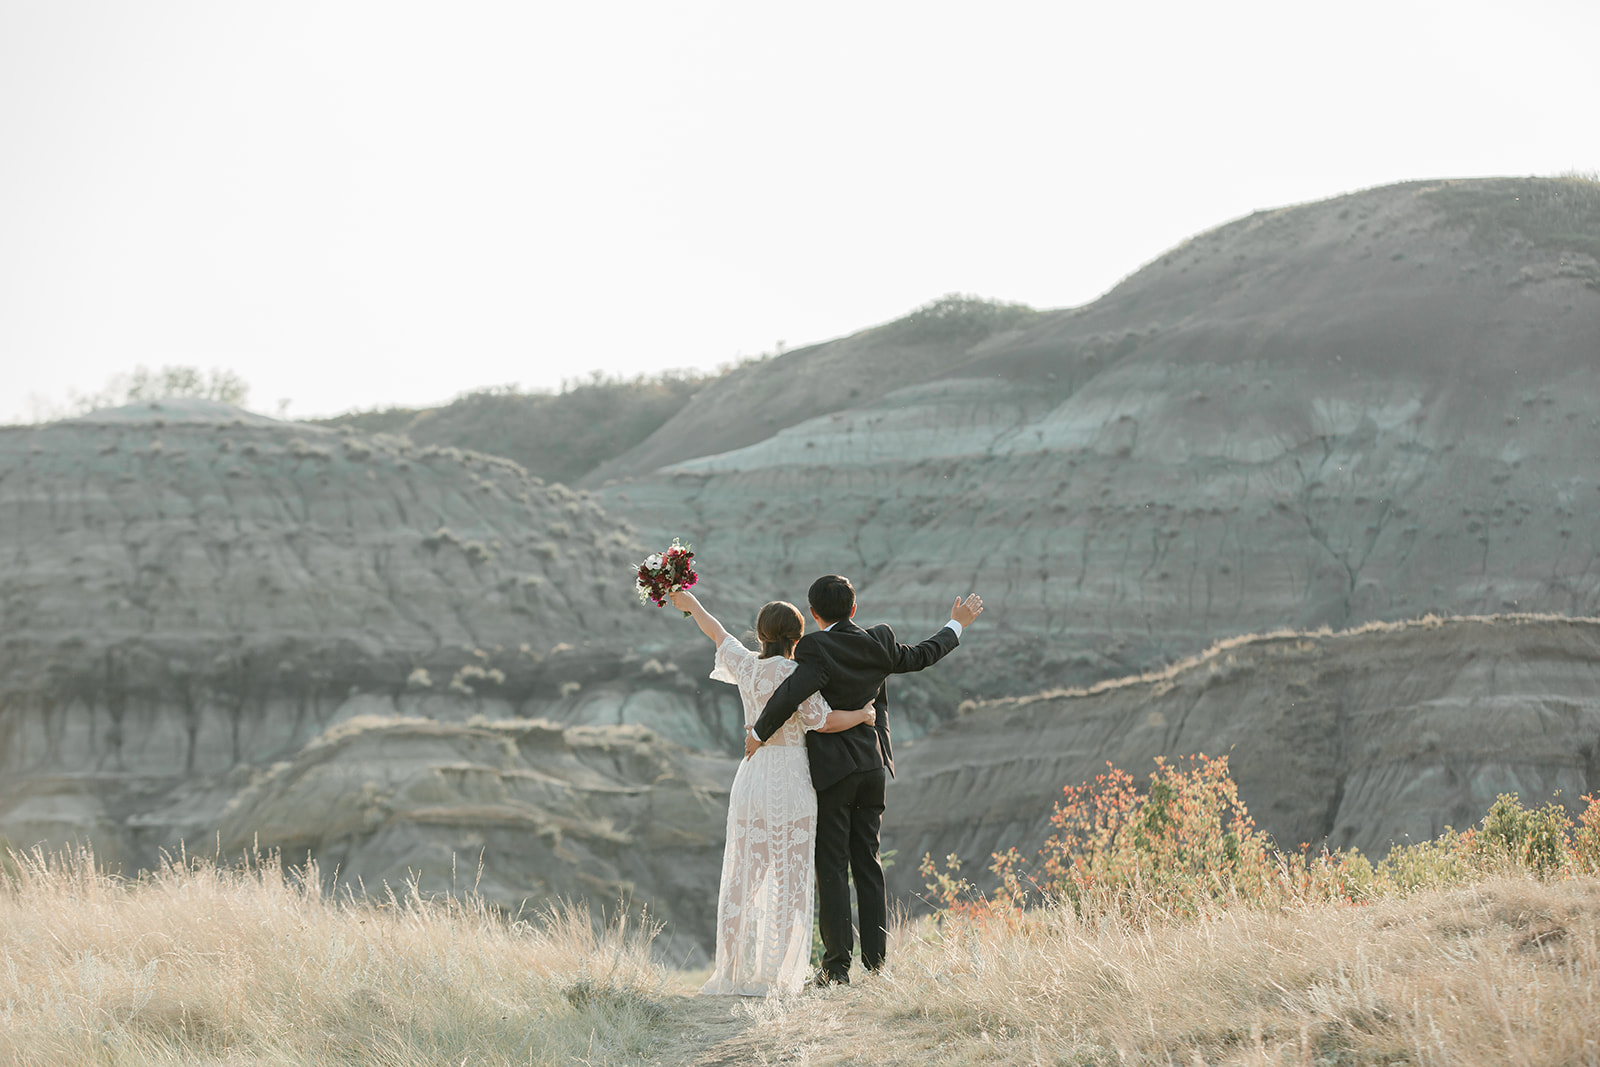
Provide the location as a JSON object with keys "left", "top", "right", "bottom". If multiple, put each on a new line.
{"left": 668, "top": 588, "right": 694, "bottom": 612}
{"left": 856, "top": 699, "right": 876, "bottom": 727}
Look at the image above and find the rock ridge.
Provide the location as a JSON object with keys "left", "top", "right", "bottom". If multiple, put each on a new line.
{"left": 885, "top": 613, "right": 1600, "bottom": 903}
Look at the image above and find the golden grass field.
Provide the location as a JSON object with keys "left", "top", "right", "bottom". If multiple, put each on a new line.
{"left": 2, "top": 844, "right": 1597, "bottom": 1065}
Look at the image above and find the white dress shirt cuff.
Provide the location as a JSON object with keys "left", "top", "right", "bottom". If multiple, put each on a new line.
{"left": 944, "top": 618, "right": 963, "bottom": 638}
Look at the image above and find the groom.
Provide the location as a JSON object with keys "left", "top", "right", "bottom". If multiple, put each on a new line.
{"left": 749, "top": 574, "right": 983, "bottom": 985}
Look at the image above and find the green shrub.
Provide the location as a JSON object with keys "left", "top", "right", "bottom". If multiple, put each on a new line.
{"left": 929, "top": 760, "right": 1600, "bottom": 925}
{"left": 1472, "top": 793, "right": 1574, "bottom": 876}
{"left": 1575, "top": 793, "right": 1600, "bottom": 873}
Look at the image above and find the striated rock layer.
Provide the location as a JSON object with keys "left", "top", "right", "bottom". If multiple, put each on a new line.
{"left": 216, "top": 716, "right": 734, "bottom": 962}
{"left": 884, "top": 615, "right": 1600, "bottom": 902}
{"left": 0, "top": 400, "right": 736, "bottom": 880}
{"left": 599, "top": 178, "right": 1600, "bottom": 710}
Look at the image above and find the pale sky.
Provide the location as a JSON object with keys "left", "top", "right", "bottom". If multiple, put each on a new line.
{"left": 3, "top": 0, "right": 1596, "bottom": 423}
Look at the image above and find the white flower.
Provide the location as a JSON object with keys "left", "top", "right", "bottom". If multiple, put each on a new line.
{"left": 644, "top": 553, "right": 662, "bottom": 569}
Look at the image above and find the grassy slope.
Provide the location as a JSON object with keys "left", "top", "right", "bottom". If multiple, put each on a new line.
{"left": 706, "top": 873, "right": 1600, "bottom": 1065}
{"left": 0, "top": 849, "right": 673, "bottom": 1067}
{"left": 5, "top": 845, "right": 1597, "bottom": 1065}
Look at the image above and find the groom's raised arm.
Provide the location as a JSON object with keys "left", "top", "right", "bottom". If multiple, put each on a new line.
{"left": 887, "top": 624, "right": 960, "bottom": 674}
{"left": 752, "top": 655, "right": 829, "bottom": 743}
{"left": 888, "top": 593, "right": 983, "bottom": 674}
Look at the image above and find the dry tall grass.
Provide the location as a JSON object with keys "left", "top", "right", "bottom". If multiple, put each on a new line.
{"left": 0, "top": 847, "right": 671, "bottom": 1066}
{"left": 4, "top": 847, "right": 1599, "bottom": 1065}
{"left": 734, "top": 874, "right": 1600, "bottom": 1065}
{"left": 748, "top": 759, "right": 1600, "bottom": 1065}
{"left": 9, "top": 768, "right": 1600, "bottom": 1067}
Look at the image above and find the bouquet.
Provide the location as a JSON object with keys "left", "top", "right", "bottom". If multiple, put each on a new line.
{"left": 636, "top": 538, "right": 698, "bottom": 615}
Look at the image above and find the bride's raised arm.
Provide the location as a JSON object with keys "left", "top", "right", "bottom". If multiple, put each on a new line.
{"left": 669, "top": 588, "right": 731, "bottom": 646}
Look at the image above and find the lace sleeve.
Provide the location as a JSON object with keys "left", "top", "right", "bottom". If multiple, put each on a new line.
{"left": 797, "top": 690, "right": 831, "bottom": 732}
{"left": 709, "top": 634, "right": 753, "bottom": 685}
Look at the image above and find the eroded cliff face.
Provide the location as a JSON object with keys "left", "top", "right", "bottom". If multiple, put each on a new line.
{"left": 599, "top": 179, "right": 1600, "bottom": 712}
{"left": 215, "top": 717, "right": 734, "bottom": 962}
{"left": 0, "top": 399, "right": 734, "bottom": 874}
{"left": 883, "top": 615, "right": 1600, "bottom": 902}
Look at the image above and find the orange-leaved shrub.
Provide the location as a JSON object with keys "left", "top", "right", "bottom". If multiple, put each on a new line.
{"left": 922, "top": 755, "right": 1600, "bottom": 924}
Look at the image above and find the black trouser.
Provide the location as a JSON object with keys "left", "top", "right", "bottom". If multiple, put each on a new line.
{"left": 814, "top": 766, "right": 888, "bottom": 981}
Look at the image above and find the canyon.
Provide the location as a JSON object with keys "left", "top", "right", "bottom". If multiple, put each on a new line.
{"left": 3, "top": 176, "right": 1598, "bottom": 955}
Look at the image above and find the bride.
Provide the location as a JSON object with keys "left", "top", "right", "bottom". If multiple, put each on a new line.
{"left": 669, "top": 586, "right": 876, "bottom": 996}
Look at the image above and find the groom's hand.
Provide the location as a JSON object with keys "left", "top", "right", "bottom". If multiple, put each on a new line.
{"left": 743, "top": 731, "right": 761, "bottom": 759}
{"left": 951, "top": 593, "right": 984, "bottom": 628}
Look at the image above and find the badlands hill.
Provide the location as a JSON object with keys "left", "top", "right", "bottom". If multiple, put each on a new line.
{"left": 598, "top": 177, "right": 1600, "bottom": 709}
{"left": 3, "top": 177, "right": 1599, "bottom": 955}
{"left": 0, "top": 400, "right": 745, "bottom": 955}
{"left": 317, "top": 372, "right": 707, "bottom": 489}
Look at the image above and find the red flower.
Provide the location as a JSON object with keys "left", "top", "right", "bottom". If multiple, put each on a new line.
{"left": 635, "top": 539, "right": 699, "bottom": 614}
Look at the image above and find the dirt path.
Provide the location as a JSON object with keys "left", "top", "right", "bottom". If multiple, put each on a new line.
{"left": 648, "top": 994, "right": 761, "bottom": 1066}
{"left": 648, "top": 984, "right": 896, "bottom": 1067}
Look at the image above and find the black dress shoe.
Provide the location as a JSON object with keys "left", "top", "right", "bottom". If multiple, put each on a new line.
{"left": 812, "top": 969, "right": 849, "bottom": 987}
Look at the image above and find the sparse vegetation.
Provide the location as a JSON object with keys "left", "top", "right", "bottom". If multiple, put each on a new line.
{"left": 25, "top": 365, "right": 252, "bottom": 423}
{"left": 875, "top": 294, "right": 1040, "bottom": 347}
{"left": 316, "top": 372, "right": 709, "bottom": 486}
{"left": 1425, "top": 175, "right": 1600, "bottom": 281}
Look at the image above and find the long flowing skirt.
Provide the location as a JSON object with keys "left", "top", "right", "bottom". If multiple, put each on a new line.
{"left": 699, "top": 744, "right": 817, "bottom": 996}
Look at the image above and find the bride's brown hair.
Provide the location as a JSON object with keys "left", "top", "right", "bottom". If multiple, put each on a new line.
{"left": 756, "top": 601, "right": 805, "bottom": 659}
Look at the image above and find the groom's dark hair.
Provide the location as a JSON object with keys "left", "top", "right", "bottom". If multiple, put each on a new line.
{"left": 808, "top": 574, "right": 855, "bottom": 626}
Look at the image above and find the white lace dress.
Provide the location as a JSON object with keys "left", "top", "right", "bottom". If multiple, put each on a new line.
{"left": 700, "top": 635, "right": 831, "bottom": 997}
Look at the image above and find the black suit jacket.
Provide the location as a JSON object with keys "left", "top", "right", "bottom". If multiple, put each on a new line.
{"left": 753, "top": 618, "right": 959, "bottom": 792}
